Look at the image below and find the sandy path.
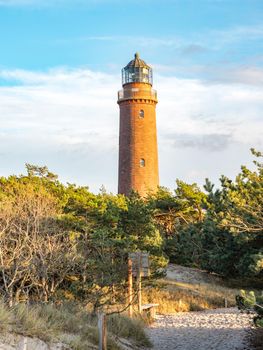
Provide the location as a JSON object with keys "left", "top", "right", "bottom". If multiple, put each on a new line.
{"left": 165, "top": 264, "right": 223, "bottom": 284}
{"left": 146, "top": 308, "right": 253, "bottom": 350}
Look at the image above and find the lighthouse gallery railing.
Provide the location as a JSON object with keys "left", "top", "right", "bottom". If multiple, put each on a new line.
{"left": 118, "top": 88, "right": 157, "bottom": 102}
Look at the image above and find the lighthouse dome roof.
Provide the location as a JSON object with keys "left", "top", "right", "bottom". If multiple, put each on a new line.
{"left": 125, "top": 52, "right": 150, "bottom": 69}
{"left": 122, "top": 53, "right": 153, "bottom": 85}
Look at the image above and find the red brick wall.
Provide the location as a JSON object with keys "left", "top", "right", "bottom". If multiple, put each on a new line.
{"left": 118, "top": 82, "right": 159, "bottom": 197}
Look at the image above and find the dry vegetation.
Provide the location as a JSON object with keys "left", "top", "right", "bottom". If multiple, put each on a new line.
{"left": 142, "top": 267, "right": 239, "bottom": 315}
{"left": 0, "top": 266, "right": 242, "bottom": 349}
{"left": 142, "top": 282, "right": 238, "bottom": 314}
{"left": 0, "top": 160, "right": 261, "bottom": 348}
{"left": 0, "top": 300, "right": 151, "bottom": 350}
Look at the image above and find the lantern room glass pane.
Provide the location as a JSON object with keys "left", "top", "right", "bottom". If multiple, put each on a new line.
{"left": 122, "top": 67, "right": 153, "bottom": 85}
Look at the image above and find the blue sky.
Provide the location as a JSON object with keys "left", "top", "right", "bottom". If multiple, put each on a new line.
{"left": 0, "top": 0, "right": 263, "bottom": 192}
{"left": 1, "top": 0, "right": 263, "bottom": 72}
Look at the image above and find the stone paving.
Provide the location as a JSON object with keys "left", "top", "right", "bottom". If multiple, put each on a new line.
{"left": 146, "top": 308, "right": 253, "bottom": 350}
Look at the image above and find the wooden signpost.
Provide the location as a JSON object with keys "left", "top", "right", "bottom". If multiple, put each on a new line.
{"left": 128, "top": 251, "right": 150, "bottom": 277}
{"left": 138, "top": 253, "right": 142, "bottom": 314}
{"left": 97, "top": 252, "right": 150, "bottom": 350}
{"left": 128, "top": 251, "right": 149, "bottom": 314}
{"left": 127, "top": 258, "right": 133, "bottom": 317}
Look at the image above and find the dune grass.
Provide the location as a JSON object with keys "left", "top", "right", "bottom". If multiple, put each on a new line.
{"left": 142, "top": 279, "right": 239, "bottom": 314}
{"left": 0, "top": 300, "right": 151, "bottom": 349}
{"left": 0, "top": 265, "right": 249, "bottom": 348}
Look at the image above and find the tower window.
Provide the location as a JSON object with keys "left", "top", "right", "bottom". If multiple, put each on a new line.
{"left": 140, "top": 159, "right": 145, "bottom": 167}
{"left": 139, "top": 110, "right": 144, "bottom": 118}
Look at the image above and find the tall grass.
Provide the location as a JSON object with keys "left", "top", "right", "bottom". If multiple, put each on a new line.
{"left": 142, "top": 280, "right": 238, "bottom": 314}
{"left": 0, "top": 300, "right": 12, "bottom": 331}
{"left": 0, "top": 301, "right": 150, "bottom": 349}
{"left": 107, "top": 314, "right": 151, "bottom": 347}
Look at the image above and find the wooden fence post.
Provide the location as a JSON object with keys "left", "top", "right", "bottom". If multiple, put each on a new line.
{"left": 98, "top": 312, "right": 107, "bottom": 350}
{"left": 128, "top": 258, "right": 133, "bottom": 317}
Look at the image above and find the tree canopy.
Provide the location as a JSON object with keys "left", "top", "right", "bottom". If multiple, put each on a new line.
{"left": 0, "top": 149, "right": 262, "bottom": 307}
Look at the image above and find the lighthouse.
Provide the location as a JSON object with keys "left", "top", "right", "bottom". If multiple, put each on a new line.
{"left": 117, "top": 53, "right": 159, "bottom": 197}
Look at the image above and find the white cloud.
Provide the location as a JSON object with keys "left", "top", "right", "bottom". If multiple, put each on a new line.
{"left": 107, "top": 25, "right": 263, "bottom": 53}
{"left": 214, "top": 25, "right": 263, "bottom": 43}
{"left": 207, "top": 66, "right": 263, "bottom": 85}
{"left": 0, "top": 67, "right": 262, "bottom": 192}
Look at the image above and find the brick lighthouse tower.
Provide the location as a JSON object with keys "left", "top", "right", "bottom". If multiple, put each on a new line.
{"left": 117, "top": 53, "right": 159, "bottom": 196}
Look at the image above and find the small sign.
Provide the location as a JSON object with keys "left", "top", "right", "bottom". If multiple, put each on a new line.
{"left": 128, "top": 251, "right": 150, "bottom": 277}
